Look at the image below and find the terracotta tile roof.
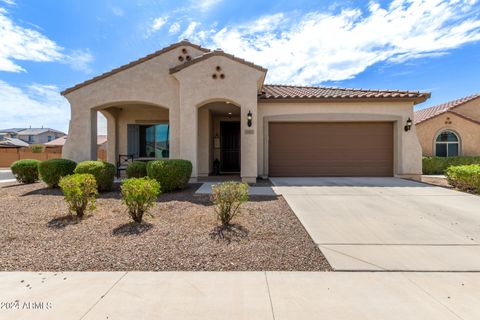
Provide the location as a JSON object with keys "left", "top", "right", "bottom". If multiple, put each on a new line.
{"left": 45, "top": 135, "right": 107, "bottom": 147}
{"left": 259, "top": 84, "right": 430, "bottom": 104}
{"left": 414, "top": 93, "right": 480, "bottom": 124}
{"left": 61, "top": 40, "right": 210, "bottom": 95}
{"left": 169, "top": 49, "right": 267, "bottom": 74}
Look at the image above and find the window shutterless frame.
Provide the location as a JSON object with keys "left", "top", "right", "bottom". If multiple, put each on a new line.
{"left": 434, "top": 130, "right": 460, "bottom": 157}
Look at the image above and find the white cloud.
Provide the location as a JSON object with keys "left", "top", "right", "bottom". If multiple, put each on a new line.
{"left": 0, "top": 81, "right": 70, "bottom": 132}
{"left": 61, "top": 49, "right": 94, "bottom": 73}
{"left": 194, "top": 0, "right": 221, "bottom": 12}
{"left": 0, "top": 0, "right": 15, "bottom": 5}
{"left": 152, "top": 16, "right": 168, "bottom": 31}
{"left": 193, "top": 0, "right": 480, "bottom": 84}
{"left": 0, "top": 81, "right": 107, "bottom": 134}
{"left": 169, "top": 22, "right": 181, "bottom": 34}
{"left": 180, "top": 21, "right": 199, "bottom": 39}
{"left": 0, "top": 7, "right": 92, "bottom": 73}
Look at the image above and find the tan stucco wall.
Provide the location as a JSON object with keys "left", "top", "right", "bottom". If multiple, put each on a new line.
{"left": 416, "top": 112, "right": 480, "bottom": 156}
{"left": 257, "top": 101, "right": 422, "bottom": 177}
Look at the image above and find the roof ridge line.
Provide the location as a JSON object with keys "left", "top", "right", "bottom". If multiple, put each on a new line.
{"left": 264, "top": 83, "right": 423, "bottom": 94}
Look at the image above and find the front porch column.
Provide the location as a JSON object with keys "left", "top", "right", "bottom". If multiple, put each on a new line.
{"left": 179, "top": 101, "right": 198, "bottom": 181}
{"left": 168, "top": 104, "right": 180, "bottom": 158}
{"left": 240, "top": 104, "right": 257, "bottom": 183}
{"left": 101, "top": 108, "right": 119, "bottom": 165}
{"left": 62, "top": 106, "right": 97, "bottom": 162}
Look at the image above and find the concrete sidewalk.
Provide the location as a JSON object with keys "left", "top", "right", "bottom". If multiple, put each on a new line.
{"left": 0, "top": 271, "right": 479, "bottom": 319}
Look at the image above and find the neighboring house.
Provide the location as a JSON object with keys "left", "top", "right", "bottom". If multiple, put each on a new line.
{"left": 46, "top": 135, "right": 108, "bottom": 161}
{"left": 61, "top": 40, "right": 430, "bottom": 182}
{"left": 17, "top": 128, "right": 66, "bottom": 144}
{"left": 0, "top": 127, "right": 66, "bottom": 144}
{"left": 0, "top": 137, "right": 30, "bottom": 148}
{"left": 415, "top": 93, "right": 480, "bottom": 157}
{"left": 0, "top": 128, "right": 24, "bottom": 141}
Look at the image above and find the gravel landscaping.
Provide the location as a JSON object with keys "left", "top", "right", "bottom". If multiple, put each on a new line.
{"left": 0, "top": 181, "right": 330, "bottom": 271}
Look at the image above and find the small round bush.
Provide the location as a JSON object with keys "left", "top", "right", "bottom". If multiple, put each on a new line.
{"left": 74, "top": 161, "right": 116, "bottom": 192}
{"left": 147, "top": 159, "right": 192, "bottom": 192}
{"left": 126, "top": 161, "right": 147, "bottom": 178}
{"left": 59, "top": 173, "right": 98, "bottom": 219}
{"left": 39, "top": 158, "right": 77, "bottom": 188}
{"left": 121, "top": 177, "right": 161, "bottom": 223}
{"left": 211, "top": 181, "right": 249, "bottom": 225}
{"left": 10, "top": 159, "right": 40, "bottom": 183}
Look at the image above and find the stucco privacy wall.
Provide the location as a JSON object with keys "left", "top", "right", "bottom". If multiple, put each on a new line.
{"left": 62, "top": 44, "right": 207, "bottom": 162}
{"left": 416, "top": 112, "right": 480, "bottom": 156}
{"left": 257, "top": 101, "right": 422, "bottom": 177}
{"left": 172, "top": 55, "right": 264, "bottom": 181}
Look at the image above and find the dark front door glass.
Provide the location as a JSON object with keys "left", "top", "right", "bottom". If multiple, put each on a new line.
{"left": 220, "top": 121, "right": 240, "bottom": 172}
{"left": 139, "top": 124, "right": 169, "bottom": 158}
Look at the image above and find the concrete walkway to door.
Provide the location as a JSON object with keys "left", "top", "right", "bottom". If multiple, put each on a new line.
{"left": 270, "top": 177, "right": 480, "bottom": 271}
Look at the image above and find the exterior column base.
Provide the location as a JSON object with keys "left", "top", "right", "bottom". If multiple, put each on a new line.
{"left": 241, "top": 176, "right": 256, "bottom": 184}
{"left": 189, "top": 177, "right": 198, "bottom": 183}
{"left": 395, "top": 174, "right": 422, "bottom": 181}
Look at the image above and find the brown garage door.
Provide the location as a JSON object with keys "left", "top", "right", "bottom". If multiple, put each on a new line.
{"left": 268, "top": 122, "right": 393, "bottom": 177}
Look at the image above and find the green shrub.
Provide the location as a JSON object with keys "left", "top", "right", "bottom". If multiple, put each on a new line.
{"left": 121, "top": 177, "right": 161, "bottom": 223}
{"left": 30, "top": 144, "right": 44, "bottom": 153}
{"left": 59, "top": 174, "right": 98, "bottom": 219}
{"left": 211, "top": 181, "right": 249, "bottom": 225}
{"left": 446, "top": 164, "right": 480, "bottom": 193}
{"left": 74, "top": 161, "right": 116, "bottom": 192}
{"left": 423, "top": 156, "right": 480, "bottom": 175}
{"left": 39, "top": 158, "right": 77, "bottom": 188}
{"left": 147, "top": 159, "right": 192, "bottom": 192}
{"left": 10, "top": 159, "right": 40, "bottom": 183}
{"left": 126, "top": 161, "right": 147, "bottom": 178}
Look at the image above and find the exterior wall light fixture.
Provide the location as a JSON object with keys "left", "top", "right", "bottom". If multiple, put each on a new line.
{"left": 247, "top": 111, "right": 253, "bottom": 127}
{"left": 404, "top": 118, "right": 413, "bottom": 132}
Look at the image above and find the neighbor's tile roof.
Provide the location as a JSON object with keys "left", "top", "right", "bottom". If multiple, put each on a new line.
{"left": 45, "top": 135, "right": 107, "bottom": 146}
{"left": 17, "top": 128, "right": 65, "bottom": 135}
{"left": 0, "top": 138, "right": 29, "bottom": 147}
{"left": 414, "top": 93, "right": 480, "bottom": 124}
{"left": 259, "top": 84, "right": 430, "bottom": 104}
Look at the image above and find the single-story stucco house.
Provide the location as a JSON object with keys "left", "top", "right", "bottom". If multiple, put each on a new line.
{"left": 415, "top": 93, "right": 480, "bottom": 157}
{"left": 61, "top": 40, "right": 430, "bottom": 182}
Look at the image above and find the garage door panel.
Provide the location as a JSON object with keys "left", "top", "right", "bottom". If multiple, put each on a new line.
{"left": 268, "top": 122, "right": 393, "bottom": 177}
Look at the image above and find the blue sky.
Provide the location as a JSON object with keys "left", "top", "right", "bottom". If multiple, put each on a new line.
{"left": 0, "top": 0, "right": 480, "bottom": 133}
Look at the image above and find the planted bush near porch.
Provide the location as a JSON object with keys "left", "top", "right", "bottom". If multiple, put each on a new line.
{"left": 74, "top": 161, "right": 115, "bottom": 192}
{"left": 422, "top": 156, "right": 480, "bottom": 175}
{"left": 121, "top": 177, "right": 161, "bottom": 223}
{"left": 211, "top": 181, "right": 249, "bottom": 225}
{"left": 10, "top": 159, "right": 40, "bottom": 184}
{"left": 446, "top": 164, "right": 480, "bottom": 193}
{"left": 39, "top": 158, "right": 77, "bottom": 188}
{"left": 147, "top": 159, "right": 192, "bottom": 192}
{"left": 126, "top": 161, "right": 147, "bottom": 178}
{"left": 59, "top": 173, "right": 98, "bottom": 219}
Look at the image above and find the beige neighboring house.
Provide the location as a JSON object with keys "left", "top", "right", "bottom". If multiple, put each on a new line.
{"left": 61, "top": 40, "right": 430, "bottom": 182}
{"left": 415, "top": 93, "right": 480, "bottom": 157}
{"left": 0, "top": 127, "right": 66, "bottom": 144}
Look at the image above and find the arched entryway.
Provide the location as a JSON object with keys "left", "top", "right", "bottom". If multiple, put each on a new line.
{"left": 197, "top": 101, "right": 241, "bottom": 177}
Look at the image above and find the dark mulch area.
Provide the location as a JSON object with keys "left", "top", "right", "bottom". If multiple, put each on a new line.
{"left": 0, "top": 181, "right": 330, "bottom": 271}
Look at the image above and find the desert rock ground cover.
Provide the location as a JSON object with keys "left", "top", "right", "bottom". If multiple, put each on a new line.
{"left": 0, "top": 181, "right": 330, "bottom": 271}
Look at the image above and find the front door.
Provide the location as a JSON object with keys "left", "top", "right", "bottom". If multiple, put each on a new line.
{"left": 220, "top": 121, "right": 240, "bottom": 172}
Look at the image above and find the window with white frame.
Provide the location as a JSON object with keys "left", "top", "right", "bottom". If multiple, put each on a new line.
{"left": 435, "top": 130, "right": 459, "bottom": 157}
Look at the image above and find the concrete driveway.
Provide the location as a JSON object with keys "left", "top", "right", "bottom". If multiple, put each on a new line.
{"left": 271, "top": 177, "right": 480, "bottom": 271}
{"left": 0, "top": 169, "right": 15, "bottom": 184}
